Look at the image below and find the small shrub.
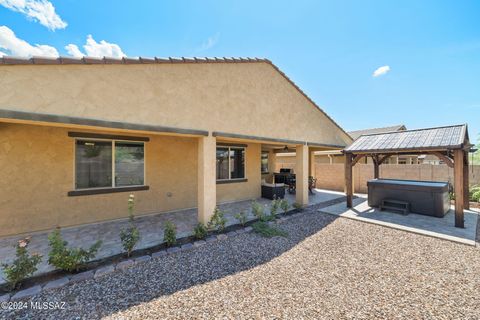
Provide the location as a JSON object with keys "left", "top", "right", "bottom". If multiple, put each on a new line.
{"left": 48, "top": 228, "right": 102, "bottom": 273}
{"left": 280, "top": 199, "right": 290, "bottom": 215}
{"left": 449, "top": 192, "right": 455, "bottom": 201}
{"left": 163, "top": 221, "right": 177, "bottom": 247}
{"left": 470, "top": 186, "right": 480, "bottom": 201}
{"left": 270, "top": 197, "right": 281, "bottom": 219}
{"left": 193, "top": 223, "right": 208, "bottom": 239}
{"left": 234, "top": 211, "right": 248, "bottom": 226}
{"left": 207, "top": 207, "right": 227, "bottom": 232}
{"left": 251, "top": 201, "right": 265, "bottom": 221}
{"left": 1, "top": 237, "right": 42, "bottom": 290}
{"left": 293, "top": 202, "right": 303, "bottom": 210}
{"left": 120, "top": 194, "right": 140, "bottom": 257}
{"left": 472, "top": 190, "right": 480, "bottom": 203}
{"left": 252, "top": 221, "right": 288, "bottom": 238}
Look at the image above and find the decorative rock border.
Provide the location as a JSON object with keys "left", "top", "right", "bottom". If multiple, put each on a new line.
{"left": 0, "top": 224, "right": 256, "bottom": 303}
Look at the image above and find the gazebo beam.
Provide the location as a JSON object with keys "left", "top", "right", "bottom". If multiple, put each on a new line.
{"left": 454, "top": 149, "right": 465, "bottom": 228}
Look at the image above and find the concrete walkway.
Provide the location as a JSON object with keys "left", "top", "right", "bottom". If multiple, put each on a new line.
{"left": 0, "top": 189, "right": 344, "bottom": 284}
{"left": 319, "top": 195, "right": 479, "bottom": 246}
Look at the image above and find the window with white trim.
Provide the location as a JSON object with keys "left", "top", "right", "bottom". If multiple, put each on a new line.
{"left": 216, "top": 146, "right": 245, "bottom": 181}
{"left": 75, "top": 139, "right": 145, "bottom": 189}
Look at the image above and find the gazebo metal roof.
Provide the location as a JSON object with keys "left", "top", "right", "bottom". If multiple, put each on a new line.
{"left": 344, "top": 124, "right": 469, "bottom": 154}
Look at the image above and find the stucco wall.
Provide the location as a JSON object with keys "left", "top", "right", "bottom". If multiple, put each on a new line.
{"left": 313, "top": 163, "right": 480, "bottom": 193}
{"left": 0, "top": 123, "right": 262, "bottom": 237}
{"left": 0, "top": 62, "right": 351, "bottom": 147}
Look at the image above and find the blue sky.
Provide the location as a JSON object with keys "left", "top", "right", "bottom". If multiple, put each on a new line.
{"left": 0, "top": 0, "right": 479, "bottom": 142}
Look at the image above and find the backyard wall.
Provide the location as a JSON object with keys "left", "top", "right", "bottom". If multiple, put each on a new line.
{"left": 275, "top": 158, "right": 480, "bottom": 193}
{"left": 316, "top": 164, "right": 480, "bottom": 193}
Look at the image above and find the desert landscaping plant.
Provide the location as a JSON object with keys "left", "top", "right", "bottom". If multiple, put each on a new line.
{"left": 280, "top": 199, "right": 290, "bottom": 215}
{"left": 252, "top": 221, "right": 288, "bottom": 238}
{"left": 292, "top": 202, "right": 303, "bottom": 210}
{"left": 48, "top": 228, "right": 102, "bottom": 273}
{"left": 193, "top": 222, "right": 208, "bottom": 239}
{"left": 1, "top": 237, "right": 42, "bottom": 290}
{"left": 120, "top": 194, "right": 140, "bottom": 257}
{"left": 269, "top": 197, "right": 281, "bottom": 220}
{"left": 208, "top": 207, "right": 227, "bottom": 232}
{"left": 234, "top": 210, "right": 248, "bottom": 226}
{"left": 163, "top": 221, "right": 177, "bottom": 247}
{"left": 470, "top": 185, "right": 480, "bottom": 202}
{"left": 251, "top": 201, "right": 266, "bottom": 221}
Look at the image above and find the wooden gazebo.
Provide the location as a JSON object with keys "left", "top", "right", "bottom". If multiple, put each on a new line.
{"left": 343, "top": 124, "right": 471, "bottom": 228}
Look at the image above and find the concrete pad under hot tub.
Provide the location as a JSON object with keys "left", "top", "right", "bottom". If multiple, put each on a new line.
{"left": 319, "top": 195, "right": 479, "bottom": 246}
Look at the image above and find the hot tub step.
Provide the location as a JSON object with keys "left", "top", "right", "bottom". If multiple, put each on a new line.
{"left": 380, "top": 199, "right": 410, "bottom": 215}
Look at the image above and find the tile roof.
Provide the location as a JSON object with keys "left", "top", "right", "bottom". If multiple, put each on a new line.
{"left": 344, "top": 124, "right": 469, "bottom": 153}
{"left": 0, "top": 55, "right": 351, "bottom": 141}
{"left": 348, "top": 124, "right": 406, "bottom": 140}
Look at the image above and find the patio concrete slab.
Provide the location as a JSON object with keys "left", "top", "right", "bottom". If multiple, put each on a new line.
{"left": 0, "top": 189, "right": 344, "bottom": 285}
{"left": 319, "top": 195, "right": 479, "bottom": 246}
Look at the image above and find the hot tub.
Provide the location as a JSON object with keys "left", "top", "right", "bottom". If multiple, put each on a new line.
{"left": 367, "top": 179, "right": 450, "bottom": 217}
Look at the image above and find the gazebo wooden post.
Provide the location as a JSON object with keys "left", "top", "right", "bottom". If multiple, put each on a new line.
{"left": 463, "top": 151, "right": 470, "bottom": 210}
{"left": 373, "top": 155, "right": 380, "bottom": 179}
{"left": 345, "top": 153, "right": 353, "bottom": 208}
{"left": 454, "top": 149, "right": 465, "bottom": 228}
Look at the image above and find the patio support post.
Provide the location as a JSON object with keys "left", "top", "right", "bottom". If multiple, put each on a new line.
{"left": 197, "top": 135, "right": 217, "bottom": 224}
{"left": 345, "top": 153, "right": 353, "bottom": 208}
{"left": 453, "top": 149, "right": 464, "bottom": 228}
{"left": 309, "top": 149, "right": 316, "bottom": 178}
{"left": 268, "top": 149, "right": 276, "bottom": 180}
{"left": 295, "top": 144, "right": 309, "bottom": 207}
{"left": 463, "top": 152, "right": 470, "bottom": 210}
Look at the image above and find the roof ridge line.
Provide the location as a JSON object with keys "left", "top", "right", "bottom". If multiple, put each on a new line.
{"left": 357, "top": 123, "right": 466, "bottom": 138}
{"left": 348, "top": 124, "right": 405, "bottom": 133}
{"left": 0, "top": 56, "right": 271, "bottom": 65}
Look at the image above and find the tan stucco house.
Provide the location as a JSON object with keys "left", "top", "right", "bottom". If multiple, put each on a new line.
{"left": 0, "top": 56, "right": 351, "bottom": 238}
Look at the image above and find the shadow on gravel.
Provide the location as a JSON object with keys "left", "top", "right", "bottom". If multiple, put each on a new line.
{"left": 2, "top": 199, "right": 345, "bottom": 320}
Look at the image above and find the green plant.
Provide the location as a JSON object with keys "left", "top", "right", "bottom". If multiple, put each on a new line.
{"left": 270, "top": 197, "right": 281, "bottom": 218}
{"left": 207, "top": 207, "right": 227, "bottom": 232}
{"left": 252, "top": 221, "right": 288, "bottom": 238}
{"left": 163, "top": 221, "right": 177, "bottom": 247}
{"left": 449, "top": 192, "right": 455, "bottom": 201}
{"left": 234, "top": 211, "right": 248, "bottom": 226}
{"left": 48, "top": 228, "right": 102, "bottom": 273}
{"left": 251, "top": 201, "right": 266, "bottom": 221}
{"left": 472, "top": 190, "right": 480, "bottom": 203}
{"left": 193, "top": 223, "right": 208, "bottom": 239}
{"left": 1, "top": 237, "right": 42, "bottom": 290}
{"left": 292, "top": 202, "right": 303, "bottom": 210}
{"left": 120, "top": 194, "right": 140, "bottom": 257}
{"left": 280, "top": 199, "right": 290, "bottom": 215}
{"left": 469, "top": 185, "right": 480, "bottom": 201}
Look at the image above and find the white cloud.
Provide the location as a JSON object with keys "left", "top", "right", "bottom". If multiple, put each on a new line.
{"left": 0, "top": 25, "right": 58, "bottom": 56}
{"left": 65, "top": 35, "right": 126, "bottom": 58}
{"left": 64, "top": 43, "right": 83, "bottom": 57}
{"left": 372, "top": 65, "right": 391, "bottom": 77}
{"left": 197, "top": 33, "right": 220, "bottom": 52}
{"left": 0, "top": 0, "right": 67, "bottom": 30}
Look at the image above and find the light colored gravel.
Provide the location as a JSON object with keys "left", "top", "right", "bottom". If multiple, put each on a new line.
{"left": 2, "top": 208, "right": 479, "bottom": 319}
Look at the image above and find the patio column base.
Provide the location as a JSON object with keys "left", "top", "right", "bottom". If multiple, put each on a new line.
{"left": 198, "top": 135, "right": 217, "bottom": 224}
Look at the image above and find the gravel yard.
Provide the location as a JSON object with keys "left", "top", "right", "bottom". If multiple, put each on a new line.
{"left": 2, "top": 208, "right": 479, "bottom": 319}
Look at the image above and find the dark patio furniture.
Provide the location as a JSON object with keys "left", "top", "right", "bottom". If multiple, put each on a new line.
{"left": 261, "top": 183, "right": 285, "bottom": 200}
